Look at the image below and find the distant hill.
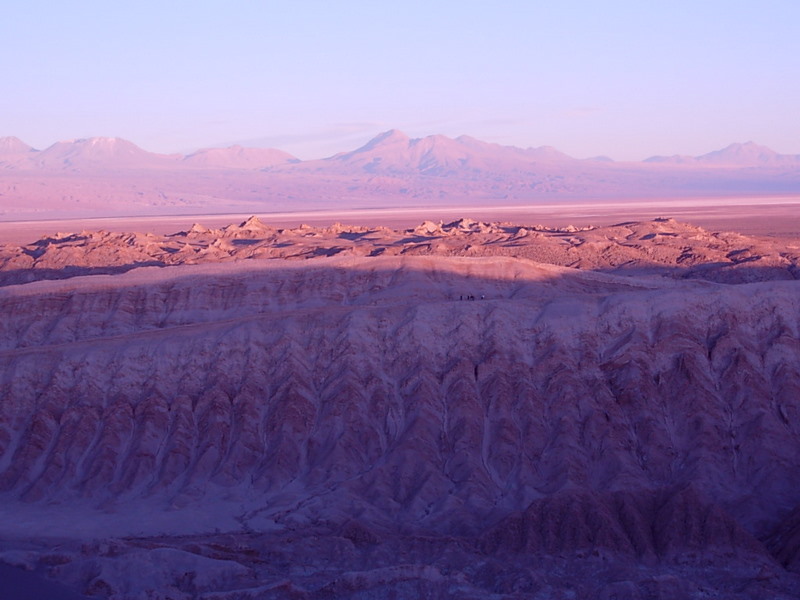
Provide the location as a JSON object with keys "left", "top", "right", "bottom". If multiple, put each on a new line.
{"left": 645, "top": 141, "right": 800, "bottom": 167}
{"left": 0, "top": 131, "right": 798, "bottom": 218}
{"left": 321, "top": 129, "right": 576, "bottom": 177}
{"left": 697, "top": 141, "right": 800, "bottom": 166}
{"left": 0, "top": 136, "right": 35, "bottom": 155}
{"left": 182, "top": 145, "right": 299, "bottom": 169}
{"left": 25, "top": 137, "right": 179, "bottom": 171}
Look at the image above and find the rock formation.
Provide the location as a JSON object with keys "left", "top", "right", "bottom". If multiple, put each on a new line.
{"left": 1, "top": 218, "right": 799, "bottom": 598}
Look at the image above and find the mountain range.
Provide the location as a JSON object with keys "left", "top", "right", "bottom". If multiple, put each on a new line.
{"left": 1, "top": 131, "right": 799, "bottom": 219}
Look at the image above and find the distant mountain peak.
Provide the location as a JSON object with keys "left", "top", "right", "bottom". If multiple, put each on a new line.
{"left": 59, "top": 136, "right": 138, "bottom": 150}
{"left": 698, "top": 141, "right": 788, "bottom": 165}
{"left": 524, "top": 145, "right": 574, "bottom": 161}
{"left": 355, "top": 129, "right": 411, "bottom": 152}
{"left": 726, "top": 140, "right": 767, "bottom": 150}
{"left": 713, "top": 141, "right": 775, "bottom": 155}
{"left": 644, "top": 141, "right": 799, "bottom": 166}
{"left": 85, "top": 136, "right": 124, "bottom": 144}
{"left": 374, "top": 129, "right": 411, "bottom": 142}
{"left": 325, "top": 130, "right": 577, "bottom": 177}
{"left": 182, "top": 145, "right": 298, "bottom": 168}
{"left": 0, "top": 136, "right": 35, "bottom": 154}
{"left": 30, "top": 136, "right": 176, "bottom": 170}
{"left": 47, "top": 136, "right": 143, "bottom": 154}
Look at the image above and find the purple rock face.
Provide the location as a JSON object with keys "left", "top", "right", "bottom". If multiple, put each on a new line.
{"left": 1, "top": 219, "right": 800, "bottom": 598}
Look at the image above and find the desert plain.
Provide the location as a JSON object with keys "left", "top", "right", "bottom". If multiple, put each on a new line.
{"left": 1, "top": 194, "right": 800, "bottom": 599}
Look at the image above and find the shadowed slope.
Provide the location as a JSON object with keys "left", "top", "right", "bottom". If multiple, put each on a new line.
{"left": 1, "top": 257, "right": 799, "bottom": 537}
{"left": 2, "top": 217, "right": 798, "bottom": 287}
{"left": 2, "top": 221, "right": 800, "bottom": 597}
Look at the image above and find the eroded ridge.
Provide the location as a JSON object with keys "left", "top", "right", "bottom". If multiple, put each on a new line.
{"left": 1, "top": 220, "right": 799, "bottom": 598}
{"left": 1, "top": 216, "right": 799, "bottom": 286}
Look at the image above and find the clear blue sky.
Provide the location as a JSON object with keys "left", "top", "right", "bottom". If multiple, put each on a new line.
{"left": 2, "top": 0, "right": 798, "bottom": 160}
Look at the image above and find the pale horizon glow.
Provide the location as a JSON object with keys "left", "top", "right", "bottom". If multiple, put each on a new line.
{"left": 2, "top": 1, "right": 799, "bottom": 161}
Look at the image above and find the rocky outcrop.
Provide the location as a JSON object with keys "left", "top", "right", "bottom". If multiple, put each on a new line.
{"left": 768, "top": 503, "right": 800, "bottom": 573}
{"left": 482, "top": 487, "right": 767, "bottom": 563}
{"left": 2, "top": 255, "right": 799, "bottom": 529}
{"left": 2, "top": 233, "right": 800, "bottom": 597}
{"left": 2, "top": 217, "right": 799, "bottom": 287}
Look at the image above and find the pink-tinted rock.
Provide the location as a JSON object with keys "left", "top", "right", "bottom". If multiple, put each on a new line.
{"left": 1, "top": 219, "right": 800, "bottom": 597}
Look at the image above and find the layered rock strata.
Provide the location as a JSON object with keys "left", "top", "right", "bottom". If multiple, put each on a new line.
{"left": 1, "top": 221, "right": 799, "bottom": 598}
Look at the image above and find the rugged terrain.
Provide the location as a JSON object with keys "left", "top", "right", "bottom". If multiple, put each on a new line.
{"left": 2, "top": 215, "right": 799, "bottom": 286}
{"left": 1, "top": 217, "right": 800, "bottom": 598}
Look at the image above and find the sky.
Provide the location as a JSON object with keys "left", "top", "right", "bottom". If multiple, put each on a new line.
{"left": 2, "top": 0, "right": 798, "bottom": 161}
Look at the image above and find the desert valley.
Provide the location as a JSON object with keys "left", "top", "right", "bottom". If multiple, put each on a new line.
{"left": 0, "top": 132, "right": 799, "bottom": 598}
